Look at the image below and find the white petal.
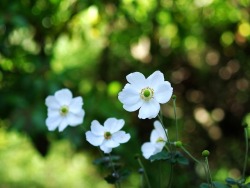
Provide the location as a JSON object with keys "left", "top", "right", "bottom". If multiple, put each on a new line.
{"left": 69, "top": 97, "right": 83, "bottom": 113}
{"left": 55, "top": 88, "right": 73, "bottom": 106}
{"left": 90, "top": 120, "right": 105, "bottom": 136}
{"left": 100, "top": 145, "right": 112, "bottom": 153}
{"left": 147, "top": 71, "right": 165, "bottom": 88}
{"left": 154, "top": 121, "right": 167, "bottom": 141}
{"left": 126, "top": 72, "right": 146, "bottom": 88}
{"left": 47, "top": 108, "right": 60, "bottom": 117}
{"left": 86, "top": 131, "right": 104, "bottom": 146}
{"left": 46, "top": 116, "right": 61, "bottom": 131}
{"left": 66, "top": 111, "right": 84, "bottom": 126}
{"left": 118, "top": 85, "right": 141, "bottom": 105}
{"left": 138, "top": 100, "right": 160, "bottom": 119}
{"left": 58, "top": 118, "right": 69, "bottom": 132}
{"left": 154, "top": 142, "right": 165, "bottom": 151}
{"left": 112, "top": 131, "right": 131, "bottom": 143}
{"left": 45, "top": 96, "right": 60, "bottom": 109}
{"left": 103, "top": 139, "right": 120, "bottom": 148}
{"left": 150, "top": 129, "right": 159, "bottom": 143}
{"left": 123, "top": 99, "right": 144, "bottom": 112}
{"left": 104, "top": 118, "right": 124, "bottom": 133}
{"left": 141, "top": 142, "right": 157, "bottom": 159}
{"left": 154, "top": 82, "right": 173, "bottom": 104}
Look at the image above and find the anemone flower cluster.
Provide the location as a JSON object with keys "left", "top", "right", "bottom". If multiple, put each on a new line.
{"left": 45, "top": 70, "right": 172, "bottom": 158}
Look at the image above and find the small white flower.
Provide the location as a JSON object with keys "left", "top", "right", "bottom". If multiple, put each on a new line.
{"left": 45, "top": 88, "right": 85, "bottom": 132}
{"left": 85, "top": 118, "right": 131, "bottom": 153}
{"left": 118, "top": 71, "right": 173, "bottom": 119}
{"left": 141, "top": 121, "right": 167, "bottom": 159}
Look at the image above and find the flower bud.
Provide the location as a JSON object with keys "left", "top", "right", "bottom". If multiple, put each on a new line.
{"left": 202, "top": 150, "right": 210, "bottom": 157}
{"left": 174, "top": 141, "right": 183, "bottom": 147}
{"left": 172, "top": 95, "right": 177, "bottom": 100}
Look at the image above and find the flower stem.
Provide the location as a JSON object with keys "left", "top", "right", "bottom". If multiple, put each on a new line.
{"left": 172, "top": 96, "right": 179, "bottom": 141}
{"left": 136, "top": 157, "right": 151, "bottom": 188}
{"left": 181, "top": 146, "right": 201, "bottom": 164}
{"left": 204, "top": 157, "right": 213, "bottom": 188}
{"left": 158, "top": 113, "right": 174, "bottom": 188}
{"left": 109, "top": 153, "right": 121, "bottom": 188}
{"left": 242, "top": 127, "right": 249, "bottom": 180}
{"left": 181, "top": 146, "right": 210, "bottom": 185}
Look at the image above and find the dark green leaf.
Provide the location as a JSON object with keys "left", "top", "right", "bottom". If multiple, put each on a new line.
{"left": 104, "top": 173, "right": 119, "bottom": 184}
{"left": 176, "top": 155, "right": 189, "bottom": 165}
{"left": 225, "top": 177, "right": 237, "bottom": 185}
{"left": 93, "top": 155, "right": 121, "bottom": 165}
{"left": 149, "top": 150, "right": 171, "bottom": 161}
{"left": 213, "top": 181, "right": 230, "bottom": 188}
{"left": 200, "top": 183, "right": 210, "bottom": 188}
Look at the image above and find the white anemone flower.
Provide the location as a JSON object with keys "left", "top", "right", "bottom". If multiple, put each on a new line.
{"left": 141, "top": 121, "right": 168, "bottom": 159}
{"left": 118, "top": 71, "right": 173, "bottom": 119}
{"left": 85, "top": 118, "right": 131, "bottom": 153}
{"left": 45, "top": 88, "right": 85, "bottom": 132}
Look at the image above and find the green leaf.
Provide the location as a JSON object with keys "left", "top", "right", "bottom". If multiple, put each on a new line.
{"left": 200, "top": 183, "right": 210, "bottom": 188}
{"left": 244, "top": 182, "right": 250, "bottom": 188}
{"left": 225, "top": 177, "right": 237, "bottom": 185}
{"left": 149, "top": 150, "right": 171, "bottom": 161}
{"left": 213, "top": 181, "right": 230, "bottom": 188}
{"left": 200, "top": 182, "right": 229, "bottom": 188}
{"left": 93, "top": 155, "right": 121, "bottom": 165}
{"left": 119, "top": 169, "right": 131, "bottom": 181}
{"left": 104, "top": 173, "right": 119, "bottom": 184}
{"left": 104, "top": 169, "right": 131, "bottom": 184}
{"left": 176, "top": 154, "right": 189, "bottom": 165}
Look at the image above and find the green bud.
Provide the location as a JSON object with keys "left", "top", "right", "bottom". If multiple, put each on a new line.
{"left": 202, "top": 150, "right": 210, "bottom": 157}
{"left": 174, "top": 141, "right": 183, "bottom": 147}
{"left": 172, "top": 95, "right": 177, "bottom": 100}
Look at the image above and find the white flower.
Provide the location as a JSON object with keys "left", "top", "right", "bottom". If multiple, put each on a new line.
{"left": 118, "top": 71, "right": 173, "bottom": 119}
{"left": 45, "top": 88, "right": 85, "bottom": 132}
{"left": 141, "top": 121, "right": 168, "bottom": 159}
{"left": 85, "top": 118, "right": 131, "bottom": 153}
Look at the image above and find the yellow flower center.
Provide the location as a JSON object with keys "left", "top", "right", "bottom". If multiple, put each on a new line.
{"left": 156, "top": 137, "right": 164, "bottom": 143}
{"left": 140, "top": 87, "right": 154, "bottom": 101}
{"left": 60, "top": 105, "right": 69, "bottom": 116}
{"left": 104, "top": 132, "right": 112, "bottom": 140}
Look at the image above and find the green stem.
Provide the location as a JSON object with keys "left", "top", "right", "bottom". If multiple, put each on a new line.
{"left": 167, "top": 163, "right": 174, "bottom": 188}
{"left": 157, "top": 114, "right": 169, "bottom": 140}
{"left": 204, "top": 157, "right": 213, "bottom": 188}
{"left": 172, "top": 96, "right": 179, "bottom": 141}
{"left": 181, "top": 146, "right": 201, "bottom": 165}
{"left": 181, "top": 146, "right": 210, "bottom": 185}
{"left": 158, "top": 114, "right": 174, "bottom": 188}
{"left": 137, "top": 157, "right": 152, "bottom": 188}
{"left": 242, "top": 128, "right": 249, "bottom": 180}
{"left": 109, "top": 153, "right": 120, "bottom": 188}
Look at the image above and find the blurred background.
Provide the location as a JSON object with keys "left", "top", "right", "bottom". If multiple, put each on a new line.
{"left": 1, "top": 0, "right": 250, "bottom": 187}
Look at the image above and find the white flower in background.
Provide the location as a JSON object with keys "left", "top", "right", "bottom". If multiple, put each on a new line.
{"left": 141, "top": 121, "right": 168, "bottom": 159}
{"left": 45, "top": 88, "right": 85, "bottom": 132}
{"left": 85, "top": 118, "right": 131, "bottom": 153}
{"left": 118, "top": 71, "right": 173, "bottom": 119}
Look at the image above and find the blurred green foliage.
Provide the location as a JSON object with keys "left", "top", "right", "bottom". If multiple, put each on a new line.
{"left": 1, "top": 0, "right": 250, "bottom": 187}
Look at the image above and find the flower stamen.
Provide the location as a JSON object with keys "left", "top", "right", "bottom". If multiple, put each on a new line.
{"left": 60, "top": 105, "right": 69, "bottom": 116}
{"left": 140, "top": 87, "right": 154, "bottom": 101}
{"left": 156, "top": 137, "right": 165, "bottom": 143}
{"left": 104, "top": 132, "right": 112, "bottom": 140}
